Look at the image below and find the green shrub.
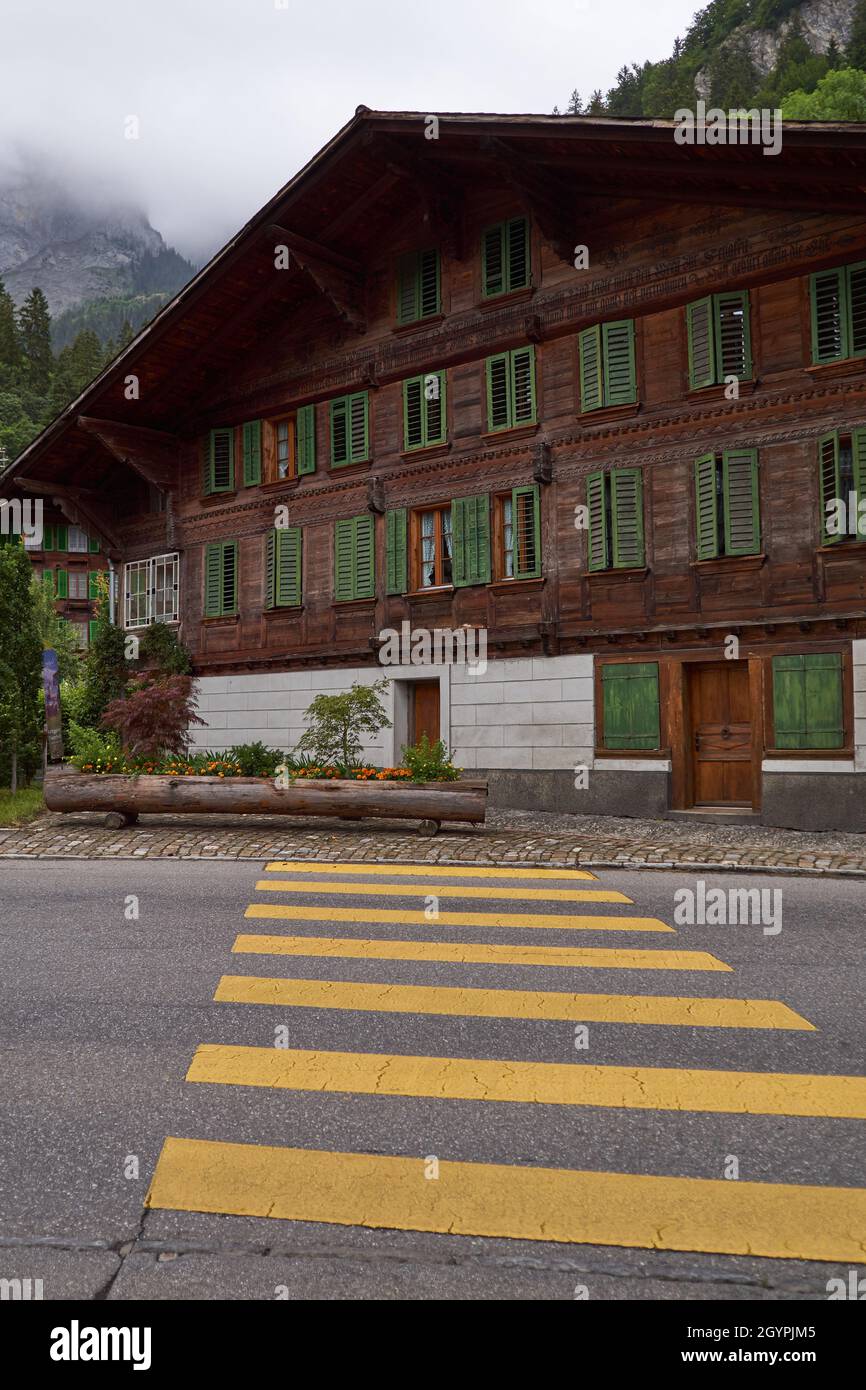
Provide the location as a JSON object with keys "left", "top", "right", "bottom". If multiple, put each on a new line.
{"left": 400, "top": 734, "right": 460, "bottom": 783}
{"left": 226, "top": 741, "right": 285, "bottom": 777}
{"left": 67, "top": 722, "right": 124, "bottom": 770}
{"left": 137, "top": 621, "right": 193, "bottom": 675}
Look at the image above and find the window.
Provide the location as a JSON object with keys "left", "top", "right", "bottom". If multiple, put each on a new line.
{"left": 334, "top": 515, "right": 374, "bottom": 600}
{"left": 397, "top": 249, "right": 440, "bottom": 324}
{"left": 819, "top": 429, "right": 866, "bottom": 545}
{"left": 412, "top": 505, "right": 453, "bottom": 589}
{"left": 265, "top": 527, "right": 302, "bottom": 608}
{"left": 586, "top": 469, "right": 644, "bottom": 571}
{"left": 601, "top": 663, "right": 661, "bottom": 751}
{"left": 67, "top": 525, "right": 89, "bottom": 553}
{"left": 124, "top": 553, "right": 180, "bottom": 628}
{"left": 494, "top": 485, "right": 541, "bottom": 580}
{"left": 330, "top": 392, "right": 369, "bottom": 467}
{"left": 260, "top": 405, "right": 316, "bottom": 482}
{"left": 810, "top": 261, "right": 866, "bottom": 365}
{"left": 694, "top": 449, "right": 761, "bottom": 559}
{"left": 67, "top": 570, "right": 88, "bottom": 599}
{"left": 578, "top": 321, "right": 637, "bottom": 412}
{"left": 67, "top": 620, "right": 89, "bottom": 650}
{"left": 403, "top": 372, "right": 446, "bottom": 450}
{"left": 147, "top": 483, "right": 166, "bottom": 514}
{"left": 204, "top": 541, "right": 237, "bottom": 617}
{"left": 204, "top": 427, "right": 234, "bottom": 494}
{"left": 482, "top": 217, "right": 530, "bottom": 298}
{"left": 687, "top": 292, "right": 752, "bottom": 388}
{"left": 486, "top": 347, "right": 536, "bottom": 432}
{"left": 772, "top": 654, "right": 844, "bottom": 750}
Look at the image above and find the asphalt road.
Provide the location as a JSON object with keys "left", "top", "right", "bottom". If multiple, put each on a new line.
{"left": 0, "top": 856, "right": 864, "bottom": 1301}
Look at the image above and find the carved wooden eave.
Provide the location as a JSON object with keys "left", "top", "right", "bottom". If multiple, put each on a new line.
{"left": 15, "top": 476, "right": 124, "bottom": 555}
{"left": 265, "top": 225, "right": 366, "bottom": 333}
{"left": 77, "top": 417, "right": 180, "bottom": 493}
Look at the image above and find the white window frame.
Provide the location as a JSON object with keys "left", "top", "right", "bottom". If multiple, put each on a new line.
{"left": 124, "top": 552, "right": 180, "bottom": 629}
{"left": 67, "top": 570, "right": 89, "bottom": 599}
{"left": 67, "top": 525, "right": 89, "bottom": 553}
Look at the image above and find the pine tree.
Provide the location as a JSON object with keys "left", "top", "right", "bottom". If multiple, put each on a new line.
{"left": 848, "top": 0, "right": 866, "bottom": 71}
{"left": 17, "top": 288, "right": 53, "bottom": 394}
{"left": 0, "top": 278, "right": 21, "bottom": 376}
{"left": 567, "top": 89, "right": 583, "bottom": 114}
{"left": 587, "top": 90, "right": 606, "bottom": 114}
{"left": 0, "top": 541, "right": 42, "bottom": 791}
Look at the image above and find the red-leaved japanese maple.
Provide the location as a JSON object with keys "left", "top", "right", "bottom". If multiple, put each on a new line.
{"left": 100, "top": 676, "right": 205, "bottom": 758}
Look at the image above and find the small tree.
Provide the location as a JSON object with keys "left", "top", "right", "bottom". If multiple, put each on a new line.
{"left": 137, "top": 620, "right": 192, "bottom": 675}
{"left": 78, "top": 573, "right": 128, "bottom": 728}
{"left": 101, "top": 674, "right": 204, "bottom": 759}
{"left": 30, "top": 574, "right": 81, "bottom": 685}
{"left": 295, "top": 679, "right": 391, "bottom": 767}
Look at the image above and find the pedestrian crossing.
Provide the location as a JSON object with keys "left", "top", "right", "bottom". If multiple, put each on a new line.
{"left": 146, "top": 859, "right": 866, "bottom": 1267}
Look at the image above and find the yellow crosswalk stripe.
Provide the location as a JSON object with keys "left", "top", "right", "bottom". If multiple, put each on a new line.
{"left": 244, "top": 903, "right": 671, "bottom": 933}
{"left": 187, "top": 1043, "right": 866, "bottom": 1118}
{"left": 255, "top": 878, "right": 626, "bottom": 904}
{"left": 146, "top": 1137, "right": 866, "bottom": 1264}
{"left": 214, "top": 974, "right": 814, "bottom": 1029}
{"left": 264, "top": 861, "right": 598, "bottom": 881}
{"left": 233, "top": 934, "right": 732, "bottom": 972}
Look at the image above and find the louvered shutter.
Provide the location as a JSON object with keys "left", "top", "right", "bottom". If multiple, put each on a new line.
{"left": 88, "top": 620, "right": 98, "bottom": 645}
{"left": 482, "top": 224, "right": 505, "bottom": 297}
{"left": 265, "top": 532, "right": 276, "bottom": 610}
{"left": 353, "top": 514, "right": 375, "bottom": 598}
{"left": 221, "top": 541, "right": 238, "bottom": 614}
{"left": 512, "top": 485, "right": 541, "bottom": 580}
{"left": 56, "top": 568, "right": 68, "bottom": 598}
{"left": 242, "top": 420, "right": 262, "bottom": 487}
{"left": 386, "top": 509, "right": 407, "bottom": 594}
{"left": 507, "top": 217, "right": 530, "bottom": 291}
{"left": 56, "top": 525, "right": 68, "bottom": 551}
{"left": 810, "top": 268, "right": 847, "bottom": 364}
{"left": 715, "top": 291, "right": 752, "bottom": 381}
{"left": 403, "top": 377, "right": 424, "bottom": 449}
{"left": 88, "top": 570, "right": 100, "bottom": 599}
{"left": 425, "top": 370, "right": 445, "bottom": 443}
{"left": 846, "top": 261, "right": 866, "bottom": 358}
{"left": 330, "top": 398, "right": 349, "bottom": 466}
{"left": 204, "top": 543, "right": 222, "bottom": 617}
{"left": 818, "top": 431, "right": 842, "bottom": 546}
{"left": 602, "top": 662, "right": 660, "bottom": 750}
{"left": 722, "top": 449, "right": 760, "bottom": 556}
{"left": 694, "top": 453, "right": 719, "bottom": 561}
{"left": 451, "top": 494, "right": 490, "bottom": 587}
{"left": 296, "top": 404, "right": 316, "bottom": 474}
{"left": 419, "top": 249, "right": 440, "bottom": 318}
{"left": 510, "top": 346, "right": 537, "bottom": 424}
{"left": 89, "top": 536, "right": 99, "bottom": 553}
{"left": 486, "top": 353, "right": 510, "bottom": 430}
{"left": 773, "top": 654, "right": 843, "bottom": 750}
{"left": 611, "top": 468, "right": 644, "bottom": 568}
{"left": 349, "top": 393, "right": 369, "bottom": 462}
{"left": 687, "top": 297, "right": 716, "bottom": 389}
{"left": 276, "top": 527, "right": 302, "bottom": 607}
{"left": 586, "top": 471, "right": 608, "bottom": 571}
{"left": 209, "top": 428, "right": 234, "bottom": 492}
{"left": 43, "top": 570, "right": 54, "bottom": 596}
{"left": 602, "top": 320, "right": 636, "bottom": 406}
{"left": 43, "top": 525, "right": 55, "bottom": 552}
{"left": 397, "top": 251, "right": 419, "bottom": 323}
{"left": 579, "top": 326, "right": 603, "bottom": 412}
{"left": 334, "top": 519, "right": 355, "bottom": 600}
{"left": 853, "top": 428, "right": 866, "bottom": 539}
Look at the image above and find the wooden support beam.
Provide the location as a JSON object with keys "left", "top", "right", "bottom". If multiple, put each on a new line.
{"left": 266, "top": 224, "right": 365, "bottom": 333}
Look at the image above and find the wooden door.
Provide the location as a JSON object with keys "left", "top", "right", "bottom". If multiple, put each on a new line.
{"left": 413, "top": 680, "right": 440, "bottom": 745}
{"left": 688, "top": 662, "right": 753, "bottom": 807}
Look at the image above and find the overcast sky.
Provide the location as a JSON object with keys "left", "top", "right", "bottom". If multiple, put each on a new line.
{"left": 0, "top": 0, "right": 699, "bottom": 262}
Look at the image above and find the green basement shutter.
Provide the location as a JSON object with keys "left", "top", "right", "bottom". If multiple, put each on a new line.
{"left": 56, "top": 568, "right": 68, "bottom": 598}
{"left": 207, "top": 428, "right": 234, "bottom": 493}
{"left": 848, "top": 262, "right": 866, "bottom": 358}
{"left": 296, "top": 404, "right": 316, "bottom": 474}
{"left": 602, "top": 662, "right": 660, "bottom": 750}
{"left": 714, "top": 290, "right": 752, "bottom": 381}
{"left": 55, "top": 525, "right": 68, "bottom": 551}
{"left": 241, "top": 420, "right": 262, "bottom": 487}
{"left": 586, "top": 471, "right": 608, "bottom": 571}
{"left": 385, "top": 508, "right": 407, "bottom": 594}
{"left": 722, "top": 449, "right": 760, "bottom": 556}
{"left": 818, "top": 431, "right": 841, "bottom": 546}
{"left": 611, "top": 468, "right": 644, "bottom": 568}
{"left": 397, "top": 249, "right": 440, "bottom": 323}
{"left": 204, "top": 541, "right": 237, "bottom": 616}
{"left": 275, "top": 527, "right": 302, "bottom": 607}
{"left": 510, "top": 346, "right": 536, "bottom": 424}
{"left": 773, "top": 653, "right": 844, "bottom": 750}
{"left": 579, "top": 325, "right": 603, "bottom": 412}
{"left": 694, "top": 452, "right": 719, "bottom": 560}
{"left": 687, "top": 297, "right": 716, "bottom": 389}
{"left": 334, "top": 515, "right": 374, "bottom": 600}
{"left": 512, "top": 484, "right": 541, "bottom": 580}
{"left": 602, "top": 320, "right": 636, "bottom": 406}
{"left": 88, "top": 570, "right": 100, "bottom": 599}
{"left": 451, "top": 494, "right": 490, "bottom": 587}
{"left": 810, "top": 267, "right": 847, "bottom": 364}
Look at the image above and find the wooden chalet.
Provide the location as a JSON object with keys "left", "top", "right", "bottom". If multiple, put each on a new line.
{"left": 5, "top": 108, "right": 866, "bottom": 830}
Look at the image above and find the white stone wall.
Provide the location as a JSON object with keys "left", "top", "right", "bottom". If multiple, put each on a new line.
{"left": 448, "top": 653, "right": 594, "bottom": 771}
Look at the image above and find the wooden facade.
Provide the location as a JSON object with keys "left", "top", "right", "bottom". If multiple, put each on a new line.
{"left": 6, "top": 110, "right": 866, "bottom": 828}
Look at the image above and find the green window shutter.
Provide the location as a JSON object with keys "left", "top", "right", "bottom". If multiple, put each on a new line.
{"left": 506, "top": 217, "right": 530, "bottom": 291}
{"left": 722, "top": 448, "right": 760, "bottom": 556}
{"left": 846, "top": 261, "right": 866, "bottom": 359}
{"left": 579, "top": 325, "right": 603, "bottom": 412}
{"left": 241, "top": 420, "right": 262, "bottom": 487}
{"left": 853, "top": 428, "right": 866, "bottom": 533}
{"left": 207, "top": 428, "right": 234, "bottom": 493}
{"left": 403, "top": 376, "right": 424, "bottom": 449}
{"left": 510, "top": 346, "right": 537, "bottom": 425}
{"left": 88, "top": 570, "right": 100, "bottom": 599}
{"left": 602, "top": 320, "right": 636, "bottom": 406}
{"left": 89, "top": 535, "right": 99, "bottom": 554}
{"left": 586, "top": 471, "right": 608, "bottom": 571}
{"left": 512, "top": 484, "right": 541, "bottom": 580}
{"left": 265, "top": 531, "right": 276, "bottom": 610}
{"left": 330, "top": 397, "right": 349, "bottom": 466}
{"left": 296, "top": 404, "right": 316, "bottom": 474}
{"left": 715, "top": 291, "right": 752, "bottom": 382}
{"left": 451, "top": 494, "right": 490, "bottom": 587}
{"left": 602, "top": 662, "right": 660, "bottom": 750}
{"left": 482, "top": 224, "right": 505, "bottom": 297}
{"left": 694, "top": 453, "right": 719, "bottom": 561}
{"left": 486, "top": 353, "right": 510, "bottom": 431}
{"left": 221, "top": 541, "right": 238, "bottom": 615}
{"left": 687, "top": 297, "right": 716, "bottom": 389}
{"left": 386, "top": 508, "right": 408, "bottom": 594}
{"left": 334, "top": 519, "right": 355, "bottom": 600}
{"left": 350, "top": 392, "right": 369, "bottom": 462}
{"left": 275, "top": 527, "right": 302, "bottom": 607}
{"left": 419, "top": 249, "right": 440, "bottom": 318}
{"left": 56, "top": 525, "right": 68, "bottom": 552}
{"left": 818, "top": 431, "right": 842, "bottom": 546}
{"left": 88, "top": 620, "right": 98, "bottom": 644}
{"left": 611, "top": 468, "right": 645, "bottom": 568}
{"left": 43, "top": 570, "right": 54, "bottom": 596}
{"left": 773, "top": 654, "right": 844, "bottom": 750}
{"left": 43, "top": 524, "right": 55, "bottom": 552}
{"left": 56, "top": 568, "right": 68, "bottom": 598}
{"left": 810, "top": 268, "right": 847, "bottom": 364}
{"left": 397, "top": 251, "right": 420, "bottom": 324}
{"left": 204, "top": 543, "right": 223, "bottom": 617}
{"left": 353, "top": 514, "right": 375, "bottom": 598}
{"left": 424, "top": 369, "right": 446, "bottom": 444}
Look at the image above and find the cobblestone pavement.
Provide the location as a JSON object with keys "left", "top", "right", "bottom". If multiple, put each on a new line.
{"left": 1, "top": 807, "right": 865, "bottom": 875}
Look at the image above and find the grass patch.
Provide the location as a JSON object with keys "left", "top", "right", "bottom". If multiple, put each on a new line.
{"left": 0, "top": 786, "right": 45, "bottom": 826}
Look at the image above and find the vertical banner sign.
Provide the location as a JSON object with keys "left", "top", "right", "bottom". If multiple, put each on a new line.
{"left": 43, "top": 648, "right": 63, "bottom": 760}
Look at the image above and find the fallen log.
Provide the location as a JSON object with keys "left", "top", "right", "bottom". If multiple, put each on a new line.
{"left": 43, "top": 769, "right": 487, "bottom": 827}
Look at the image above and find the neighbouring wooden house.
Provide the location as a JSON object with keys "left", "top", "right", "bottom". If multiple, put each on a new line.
{"left": 4, "top": 108, "right": 866, "bottom": 830}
